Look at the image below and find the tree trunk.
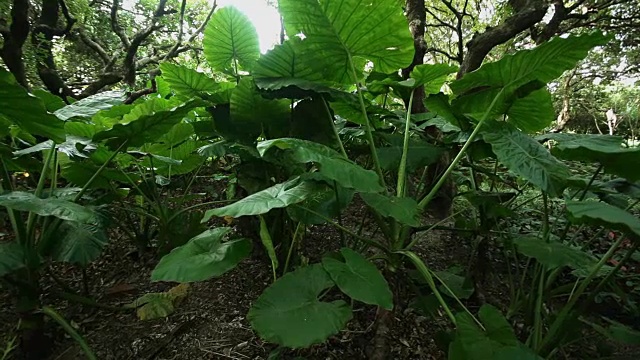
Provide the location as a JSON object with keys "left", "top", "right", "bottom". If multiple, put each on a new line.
{"left": 31, "top": 0, "right": 77, "bottom": 100}
{"left": 1, "top": 0, "right": 31, "bottom": 89}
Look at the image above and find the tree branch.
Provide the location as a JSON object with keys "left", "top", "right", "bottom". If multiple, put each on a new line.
{"left": 0, "top": 0, "right": 31, "bottom": 88}
{"left": 164, "top": 0, "right": 187, "bottom": 60}
{"left": 31, "top": 0, "right": 78, "bottom": 99}
{"left": 186, "top": 0, "right": 217, "bottom": 43}
{"left": 458, "top": 0, "right": 547, "bottom": 77}
{"left": 122, "top": 0, "right": 169, "bottom": 85}
{"left": 111, "top": 0, "right": 131, "bottom": 47}
{"left": 75, "top": 29, "right": 110, "bottom": 64}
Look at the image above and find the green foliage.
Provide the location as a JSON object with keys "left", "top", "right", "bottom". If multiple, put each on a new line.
{"left": 360, "top": 193, "right": 421, "bottom": 227}
{"left": 0, "top": 192, "right": 97, "bottom": 223}
{"left": 0, "top": 68, "right": 65, "bottom": 142}
{"left": 151, "top": 228, "right": 252, "bottom": 283}
{"left": 566, "top": 200, "right": 640, "bottom": 239}
{"left": 482, "top": 122, "right": 571, "bottom": 196}
{"left": 159, "top": 63, "right": 219, "bottom": 97}
{"left": 277, "top": 0, "right": 414, "bottom": 83}
{"left": 322, "top": 248, "right": 393, "bottom": 309}
{"left": 94, "top": 100, "right": 202, "bottom": 149}
{"left": 247, "top": 264, "right": 352, "bottom": 348}
{"left": 203, "top": 6, "right": 260, "bottom": 77}
{"left": 258, "top": 138, "right": 383, "bottom": 192}
{"left": 202, "top": 178, "right": 318, "bottom": 220}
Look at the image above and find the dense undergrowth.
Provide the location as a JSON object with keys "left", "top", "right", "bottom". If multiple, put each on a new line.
{"left": 2, "top": 0, "right": 640, "bottom": 359}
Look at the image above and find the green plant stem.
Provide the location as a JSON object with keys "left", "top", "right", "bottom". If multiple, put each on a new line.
{"left": 41, "top": 306, "right": 96, "bottom": 360}
{"left": 322, "top": 97, "right": 348, "bottom": 159}
{"left": 418, "top": 89, "right": 504, "bottom": 211}
{"left": 588, "top": 239, "right": 639, "bottom": 306}
{"left": 404, "top": 207, "right": 468, "bottom": 250}
{"left": 0, "top": 159, "right": 25, "bottom": 242}
{"left": 25, "top": 143, "right": 56, "bottom": 242}
{"left": 396, "top": 250, "right": 456, "bottom": 325}
{"left": 532, "top": 264, "right": 546, "bottom": 349}
{"left": 430, "top": 271, "right": 484, "bottom": 329}
{"left": 348, "top": 55, "right": 385, "bottom": 188}
{"left": 283, "top": 222, "right": 304, "bottom": 275}
{"left": 74, "top": 141, "right": 128, "bottom": 202}
{"left": 396, "top": 90, "right": 415, "bottom": 198}
{"left": 294, "top": 204, "right": 390, "bottom": 253}
{"left": 168, "top": 199, "right": 235, "bottom": 223}
{"left": 181, "top": 160, "right": 205, "bottom": 200}
{"left": 540, "top": 234, "right": 626, "bottom": 354}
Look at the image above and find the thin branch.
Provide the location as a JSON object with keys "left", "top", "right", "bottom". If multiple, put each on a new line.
{"left": 458, "top": 0, "right": 547, "bottom": 77}
{"left": 164, "top": 0, "right": 187, "bottom": 60}
{"left": 122, "top": 0, "right": 169, "bottom": 85}
{"left": 186, "top": 0, "right": 217, "bottom": 43}
{"left": 426, "top": 47, "right": 459, "bottom": 62}
{"left": 76, "top": 29, "right": 110, "bottom": 64}
{"left": 124, "top": 70, "right": 158, "bottom": 104}
{"left": 110, "top": 0, "right": 130, "bottom": 47}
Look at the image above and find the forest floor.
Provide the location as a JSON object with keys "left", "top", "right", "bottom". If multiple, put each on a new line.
{"left": 2, "top": 180, "right": 640, "bottom": 359}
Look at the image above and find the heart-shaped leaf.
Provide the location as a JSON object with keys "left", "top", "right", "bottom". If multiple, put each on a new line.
{"left": 482, "top": 122, "right": 570, "bottom": 197}
{"left": 151, "top": 228, "right": 252, "bottom": 282}
{"left": 258, "top": 138, "right": 383, "bottom": 193}
{"left": 203, "top": 6, "right": 260, "bottom": 76}
{"left": 322, "top": 248, "right": 393, "bottom": 309}
{"left": 248, "top": 264, "right": 352, "bottom": 348}
{"left": 202, "top": 177, "right": 318, "bottom": 221}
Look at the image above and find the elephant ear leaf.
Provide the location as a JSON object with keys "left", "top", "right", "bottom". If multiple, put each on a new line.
{"left": 203, "top": 6, "right": 260, "bottom": 77}
{"left": 276, "top": 0, "right": 414, "bottom": 84}
{"left": 247, "top": 264, "right": 352, "bottom": 348}
{"left": 0, "top": 68, "right": 65, "bottom": 142}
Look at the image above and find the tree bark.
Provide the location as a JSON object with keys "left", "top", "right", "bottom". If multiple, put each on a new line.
{"left": 31, "top": 0, "right": 77, "bottom": 100}
{"left": 1, "top": 0, "right": 31, "bottom": 89}
{"left": 457, "top": 0, "right": 547, "bottom": 77}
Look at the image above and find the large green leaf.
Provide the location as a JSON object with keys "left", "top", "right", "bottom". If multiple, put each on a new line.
{"left": 253, "top": 37, "right": 326, "bottom": 84}
{"left": 449, "top": 305, "right": 526, "bottom": 360}
{"left": 202, "top": 177, "right": 318, "bottom": 221}
{"left": 0, "top": 242, "right": 26, "bottom": 277}
{"left": 151, "top": 228, "right": 252, "bottom": 282}
{"left": 93, "top": 100, "right": 200, "bottom": 149}
{"left": 203, "top": 6, "right": 260, "bottom": 75}
{"left": 376, "top": 134, "right": 443, "bottom": 172}
{"left": 159, "top": 63, "right": 219, "bottom": 97}
{"left": 54, "top": 91, "right": 125, "bottom": 121}
{"left": 287, "top": 177, "right": 354, "bottom": 225}
{"left": 248, "top": 264, "right": 352, "bottom": 348}
{"left": 409, "top": 64, "right": 458, "bottom": 94}
{"left": 513, "top": 236, "right": 599, "bottom": 273}
{"left": 538, "top": 133, "right": 640, "bottom": 181}
{"left": 566, "top": 200, "right": 640, "bottom": 240}
{"left": 61, "top": 161, "right": 140, "bottom": 189}
{"left": 0, "top": 68, "right": 65, "bottom": 142}
{"left": 360, "top": 193, "right": 420, "bottom": 227}
{"left": 451, "top": 32, "right": 608, "bottom": 115}
{"left": 277, "top": 0, "right": 414, "bottom": 84}
{"left": 50, "top": 219, "right": 108, "bottom": 266}
{"left": 322, "top": 248, "right": 393, "bottom": 309}
{"left": 506, "top": 88, "right": 555, "bottom": 133}
{"left": 291, "top": 98, "right": 342, "bottom": 148}
{"left": 13, "top": 136, "right": 95, "bottom": 159}
{"left": 228, "top": 77, "right": 290, "bottom": 142}
{"left": 0, "top": 191, "right": 96, "bottom": 222}
{"left": 258, "top": 138, "right": 383, "bottom": 193}
{"left": 482, "top": 122, "right": 570, "bottom": 196}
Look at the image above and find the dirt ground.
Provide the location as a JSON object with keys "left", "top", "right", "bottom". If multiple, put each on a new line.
{"left": 2, "top": 196, "right": 640, "bottom": 359}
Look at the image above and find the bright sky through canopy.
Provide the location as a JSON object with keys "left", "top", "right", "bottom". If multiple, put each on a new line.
{"left": 213, "top": 0, "right": 281, "bottom": 53}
